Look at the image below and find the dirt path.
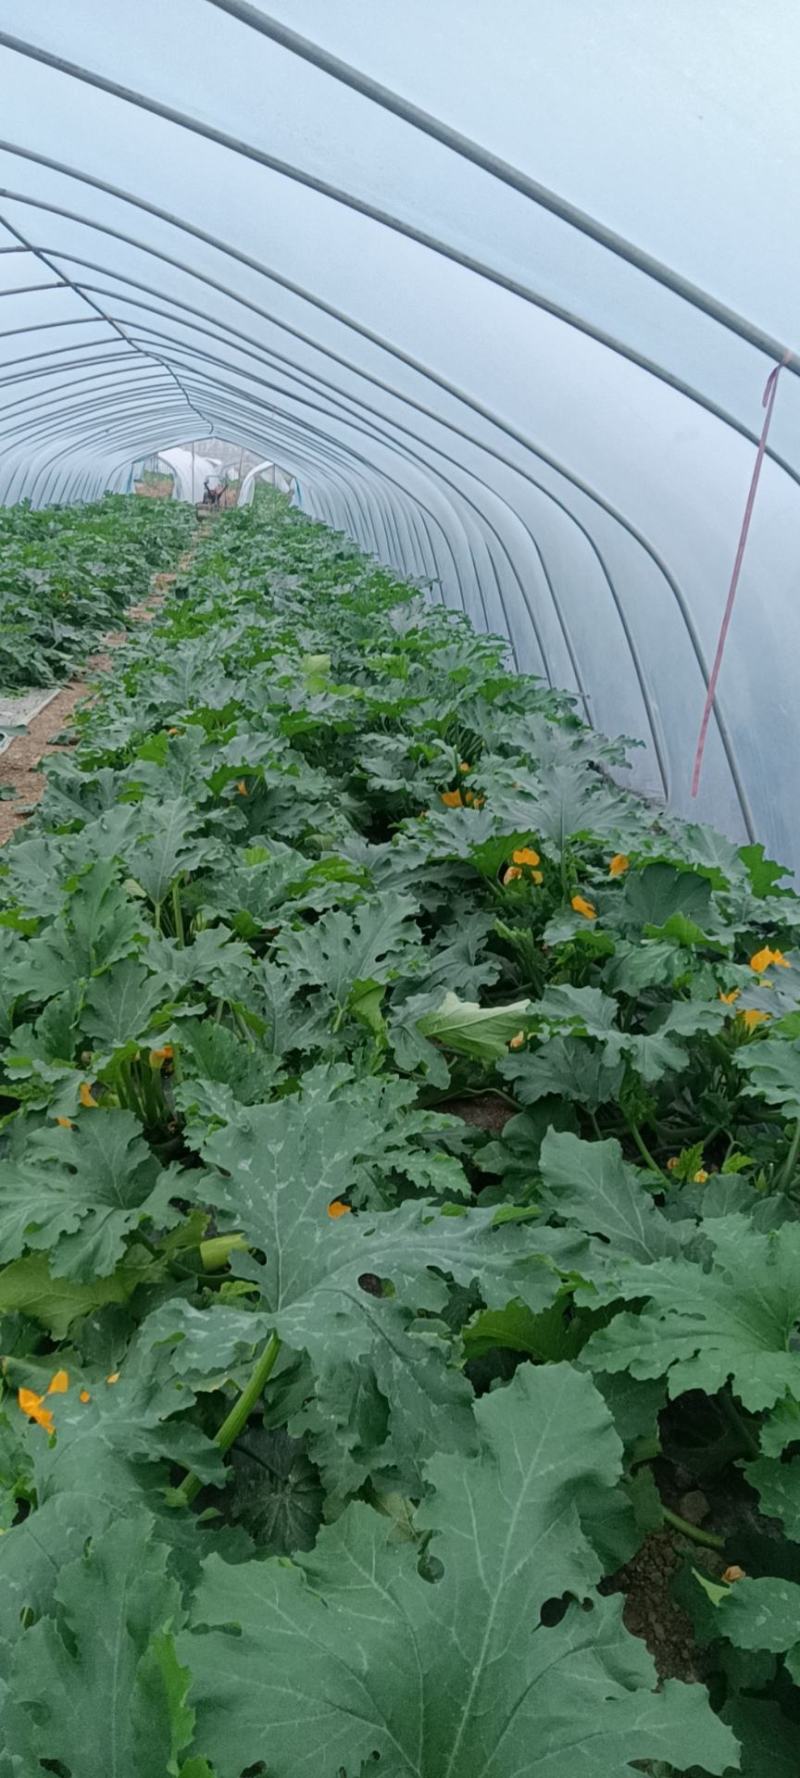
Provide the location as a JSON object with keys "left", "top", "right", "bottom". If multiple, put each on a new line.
{"left": 0, "top": 551, "right": 194, "bottom": 846}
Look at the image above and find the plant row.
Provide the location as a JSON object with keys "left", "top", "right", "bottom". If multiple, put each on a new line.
{"left": 0, "top": 491, "right": 798, "bottom": 1774}
{"left": 0, "top": 493, "right": 193, "bottom": 691}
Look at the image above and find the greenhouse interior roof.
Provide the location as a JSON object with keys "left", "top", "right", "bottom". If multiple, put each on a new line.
{"left": 0, "top": 1, "right": 798, "bottom": 865}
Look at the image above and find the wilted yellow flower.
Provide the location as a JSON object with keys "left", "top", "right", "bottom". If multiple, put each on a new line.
{"left": 531, "top": 869, "right": 544, "bottom": 885}
{"left": 750, "top": 946, "right": 789, "bottom": 973}
{"left": 722, "top": 1565, "right": 746, "bottom": 1583}
{"left": 503, "top": 866, "right": 522, "bottom": 885}
{"left": 740, "top": 1008, "right": 770, "bottom": 1030}
{"left": 79, "top": 1389, "right": 91, "bottom": 1404}
{"left": 459, "top": 761, "right": 471, "bottom": 774}
{"left": 719, "top": 988, "right": 740, "bottom": 1005}
{"left": 508, "top": 1031, "right": 525, "bottom": 1050}
{"left": 512, "top": 847, "right": 541, "bottom": 868}
{"left": 148, "top": 1045, "right": 174, "bottom": 1068}
{"left": 666, "top": 1157, "right": 679, "bottom": 1171}
{"left": 609, "top": 854, "right": 630, "bottom": 877}
{"left": 327, "top": 1200, "right": 351, "bottom": 1219}
{"left": 106, "top": 1372, "right": 120, "bottom": 1385}
{"left": 79, "top": 1082, "right": 98, "bottom": 1109}
{"left": 55, "top": 1115, "right": 73, "bottom": 1129}
{"left": 236, "top": 779, "right": 248, "bottom": 796}
{"left": 571, "top": 894, "right": 597, "bottom": 920}
{"left": 441, "top": 789, "right": 462, "bottom": 809}
{"left": 693, "top": 1169, "right": 709, "bottom": 1184}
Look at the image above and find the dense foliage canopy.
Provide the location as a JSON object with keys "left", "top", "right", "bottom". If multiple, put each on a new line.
{"left": 0, "top": 495, "right": 192, "bottom": 690}
{"left": 0, "top": 493, "right": 798, "bottom": 1774}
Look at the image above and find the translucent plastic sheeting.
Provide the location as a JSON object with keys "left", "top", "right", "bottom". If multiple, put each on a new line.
{"left": 0, "top": 3, "right": 798, "bottom": 864}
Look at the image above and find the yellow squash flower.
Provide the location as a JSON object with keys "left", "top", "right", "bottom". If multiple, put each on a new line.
{"left": 512, "top": 847, "right": 540, "bottom": 868}
{"left": 459, "top": 761, "right": 471, "bottom": 774}
{"left": 508, "top": 1030, "right": 525, "bottom": 1050}
{"left": 148, "top": 1045, "right": 174, "bottom": 1068}
{"left": 106, "top": 1372, "right": 120, "bottom": 1385}
{"left": 79, "top": 1389, "right": 91, "bottom": 1404}
{"left": 18, "top": 1388, "right": 54, "bottom": 1434}
{"left": 693, "top": 1169, "right": 709, "bottom": 1184}
{"left": 719, "top": 988, "right": 740, "bottom": 1005}
{"left": 503, "top": 866, "right": 522, "bottom": 884}
{"left": 236, "top": 779, "right": 248, "bottom": 796}
{"left": 441, "top": 789, "right": 462, "bottom": 809}
{"left": 17, "top": 1369, "right": 68, "bottom": 1434}
{"left": 327, "top": 1200, "right": 351, "bottom": 1219}
{"left": 749, "top": 946, "right": 789, "bottom": 973}
{"left": 79, "top": 1082, "right": 98, "bottom": 1109}
{"left": 55, "top": 1115, "right": 73, "bottom": 1128}
{"left": 740, "top": 1008, "right": 770, "bottom": 1030}
{"left": 571, "top": 894, "right": 597, "bottom": 920}
{"left": 609, "top": 854, "right": 630, "bottom": 877}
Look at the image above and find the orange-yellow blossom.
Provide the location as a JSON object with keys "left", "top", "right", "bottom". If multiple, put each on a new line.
{"left": 750, "top": 946, "right": 789, "bottom": 973}
{"left": 148, "top": 1044, "right": 174, "bottom": 1068}
{"left": 18, "top": 1388, "right": 54, "bottom": 1434}
{"left": 508, "top": 1031, "right": 525, "bottom": 1050}
{"left": 327, "top": 1200, "right": 351, "bottom": 1219}
{"left": 719, "top": 989, "right": 740, "bottom": 1005}
{"left": 609, "top": 854, "right": 630, "bottom": 877}
{"left": 571, "top": 894, "right": 597, "bottom": 920}
{"left": 441, "top": 789, "right": 462, "bottom": 809}
{"left": 512, "top": 847, "right": 541, "bottom": 868}
{"left": 740, "top": 1008, "right": 770, "bottom": 1030}
{"left": 79, "top": 1082, "right": 98, "bottom": 1109}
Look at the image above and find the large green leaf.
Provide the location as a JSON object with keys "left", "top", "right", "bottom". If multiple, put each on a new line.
{"left": 276, "top": 892, "right": 423, "bottom": 1007}
{"left": 127, "top": 797, "right": 219, "bottom": 906}
{"left": 736, "top": 1036, "right": 800, "bottom": 1118}
{"left": 0, "top": 1111, "right": 178, "bottom": 1280}
{"left": 200, "top": 1075, "right": 579, "bottom": 1367}
{"left": 538, "top": 1129, "right": 682, "bottom": 1261}
{"left": 585, "top": 1216, "right": 800, "bottom": 1409}
{"left": 745, "top": 1455, "right": 800, "bottom": 1540}
{"left": 9, "top": 1513, "right": 192, "bottom": 1778}
{"left": 184, "top": 1365, "right": 735, "bottom": 1778}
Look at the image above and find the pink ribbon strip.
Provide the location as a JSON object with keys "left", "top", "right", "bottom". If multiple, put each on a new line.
{"left": 691, "top": 351, "right": 791, "bottom": 799}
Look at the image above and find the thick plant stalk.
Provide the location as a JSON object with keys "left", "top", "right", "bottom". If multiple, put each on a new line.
{"left": 661, "top": 1504, "right": 725, "bottom": 1551}
{"left": 172, "top": 1332, "right": 282, "bottom": 1508}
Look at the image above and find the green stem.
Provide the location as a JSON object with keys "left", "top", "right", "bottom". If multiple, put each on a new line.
{"left": 626, "top": 1118, "right": 670, "bottom": 1184}
{"left": 718, "top": 1388, "right": 760, "bottom": 1460}
{"left": 171, "top": 878, "right": 185, "bottom": 947}
{"left": 172, "top": 1331, "right": 282, "bottom": 1509}
{"left": 777, "top": 1117, "right": 800, "bottom": 1194}
{"left": 661, "top": 1504, "right": 725, "bottom": 1551}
